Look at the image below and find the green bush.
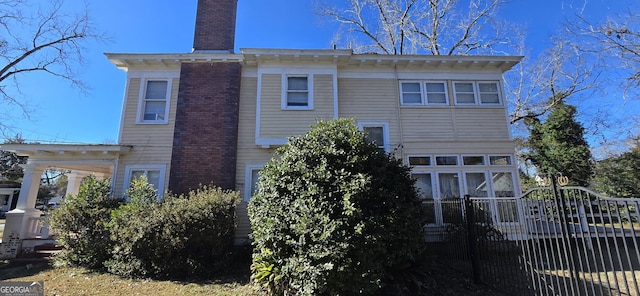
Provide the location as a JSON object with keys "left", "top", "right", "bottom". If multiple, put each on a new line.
{"left": 248, "top": 119, "right": 426, "bottom": 296}
{"left": 48, "top": 175, "right": 123, "bottom": 269}
{"left": 106, "top": 182, "right": 240, "bottom": 279}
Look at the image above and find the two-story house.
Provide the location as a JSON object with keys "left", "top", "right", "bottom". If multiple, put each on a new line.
{"left": 1, "top": 0, "right": 521, "bottom": 254}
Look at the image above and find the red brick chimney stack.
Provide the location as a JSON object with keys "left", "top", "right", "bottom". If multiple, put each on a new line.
{"left": 169, "top": 0, "right": 241, "bottom": 194}
{"left": 192, "top": 0, "right": 237, "bottom": 51}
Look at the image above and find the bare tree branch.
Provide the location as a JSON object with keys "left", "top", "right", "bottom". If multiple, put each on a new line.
{"left": 315, "top": 0, "right": 515, "bottom": 55}
{"left": 568, "top": 9, "right": 640, "bottom": 92}
{"left": 0, "top": 0, "right": 105, "bottom": 133}
{"left": 506, "top": 37, "right": 600, "bottom": 124}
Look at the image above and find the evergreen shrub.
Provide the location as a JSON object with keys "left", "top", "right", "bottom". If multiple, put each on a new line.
{"left": 248, "top": 119, "right": 426, "bottom": 295}
{"left": 106, "top": 181, "right": 240, "bottom": 279}
{"left": 48, "top": 175, "right": 123, "bottom": 269}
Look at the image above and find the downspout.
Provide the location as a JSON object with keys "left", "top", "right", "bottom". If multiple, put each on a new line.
{"left": 393, "top": 64, "right": 405, "bottom": 160}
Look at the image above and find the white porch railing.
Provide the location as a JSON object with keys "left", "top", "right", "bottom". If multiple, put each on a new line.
{"left": 24, "top": 215, "right": 52, "bottom": 239}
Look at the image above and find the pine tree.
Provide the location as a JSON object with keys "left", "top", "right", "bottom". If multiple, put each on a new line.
{"left": 524, "top": 100, "right": 593, "bottom": 186}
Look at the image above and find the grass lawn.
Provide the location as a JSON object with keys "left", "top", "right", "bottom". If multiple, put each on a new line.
{"left": 0, "top": 263, "right": 259, "bottom": 296}
{"left": 0, "top": 258, "right": 508, "bottom": 296}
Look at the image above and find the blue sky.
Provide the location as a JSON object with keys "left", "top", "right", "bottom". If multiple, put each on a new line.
{"left": 2, "top": 0, "right": 637, "bottom": 146}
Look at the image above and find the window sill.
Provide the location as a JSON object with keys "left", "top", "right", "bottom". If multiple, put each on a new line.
{"left": 281, "top": 107, "right": 314, "bottom": 111}
{"left": 136, "top": 121, "right": 169, "bottom": 125}
{"left": 400, "top": 105, "right": 451, "bottom": 108}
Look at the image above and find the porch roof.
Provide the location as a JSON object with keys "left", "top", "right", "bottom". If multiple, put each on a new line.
{"left": 0, "top": 144, "right": 132, "bottom": 173}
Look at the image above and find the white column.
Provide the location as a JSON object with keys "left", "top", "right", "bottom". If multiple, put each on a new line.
{"left": 1, "top": 164, "right": 44, "bottom": 258}
{"left": 14, "top": 164, "right": 44, "bottom": 210}
{"left": 65, "top": 170, "right": 91, "bottom": 197}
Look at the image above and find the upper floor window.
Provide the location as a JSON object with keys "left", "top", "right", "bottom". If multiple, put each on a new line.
{"left": 283, "top": 75, "right": 313, "bottom": 110}
{"left": 400, "top": 82, "right": 423, "bottom": 105}
{"left": 400, "top": 81, "right": 448, "bottom": 106}
{"left": 358, "top": 122, "right": 390, "bottom": 152}
{"left": 453, "top": 82, "right": 476, "bottom": 104}
{"left": 478, "top": 82, "right": 500, "bottom": 104}
{"left": 140, "top": 80, "right": 170, "bottom": 123}
{"left": 453, "top": 81, "right": 502, "bottom": 106}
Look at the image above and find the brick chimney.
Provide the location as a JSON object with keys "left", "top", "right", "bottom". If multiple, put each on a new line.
{"left": 192, "top": 0, "right": 237, "bottom": 51}
{"left": 169, "top": 0, "right": 241, "bottom": 194}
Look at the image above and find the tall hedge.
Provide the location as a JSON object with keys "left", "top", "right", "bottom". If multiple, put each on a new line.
{"left": 248, "top": 119, "right": 426, "bottom": 295}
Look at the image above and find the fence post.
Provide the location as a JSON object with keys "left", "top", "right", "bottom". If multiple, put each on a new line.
{"left": 465, "top": 194, "right": 482, "bottom": 285}
{"left": 550, "top": 175, "right": 581, "bottom": 293}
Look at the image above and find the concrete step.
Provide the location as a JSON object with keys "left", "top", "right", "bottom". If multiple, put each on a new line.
{"left": 18, "top": 243, "right": 63, "bottom": 259}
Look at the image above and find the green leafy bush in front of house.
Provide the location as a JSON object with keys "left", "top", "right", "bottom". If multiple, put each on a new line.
{"left": 106, "top": 182, "right": 240, "bottom": 279}
{"left": 48, "top": 175, "right": 123, "bottom": 269}
{"left": 248, "top": 118, "right": 427, "bottom": 296}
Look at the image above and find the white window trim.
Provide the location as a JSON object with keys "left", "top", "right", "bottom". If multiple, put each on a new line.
{"left": 137, "top": 79, "right": 172, "bottom": 124}
{"left": 434, "top": 155, "right": 459, "bottom": 166}
{"left": 488, "top": 154, "right": 513, "bottom": 166}
{"left": 489, "top": 170, "right": 518, "bottom": 197}
{"left": 411, "top": 171, "right": 435, "bottom": 199}
{"left": 452, "top": 81, "right": 503, "bottom": 106}
{"left": 424, "top": 81, "right": 450, "bottom": 105}
{"left": 452, "top": 81, "right": 477, "bottom": 105}
{"left": 462, "top": 171, "right": 490, "bottom": 197}
{"left": 461, "top": 155, "right": 486, "bottom": 166}
{"left": 435, "top": 171, "right": 463, "bottom": 200}
{"left": 255, "top": 66, "right": 337, "bottom": 147}
{"left": 399, "top": 81, "right": 424, "bottom": 106}
{"left": 407, "top": 155, "right": 432, "bottom": 166}
{"left": 358, "top": 121, "right": 390, "bottom": 152}
{"left": 282, "top": 74, "right": 314, "bottom": 110}
{"left": 244, "top": 164, "right": 264, "bottom": 201}
{"left": 123, "top": 165, "right": 167, "bottom": 197}
{"left": 477, "top": 81, "right": 502, "bottom": 105}
{"left": 399, "top": 81, "right": 449, "bottom": 106}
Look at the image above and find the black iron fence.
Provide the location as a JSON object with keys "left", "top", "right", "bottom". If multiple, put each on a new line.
{"left": 424, "top": 184, "right": 640, "bottom": 295}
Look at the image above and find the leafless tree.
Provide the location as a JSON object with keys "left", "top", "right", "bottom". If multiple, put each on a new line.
{"left": 0, "top": 0, "right": 103, "bottom": 133}
{"left": 505, "top": 37, "right": 600, "bottom": 124}
{"left": 568, "top": 7, "right": 640, "bottom": 93}
{"left": 315, "top": 0, "right": 519, "bottom": 55}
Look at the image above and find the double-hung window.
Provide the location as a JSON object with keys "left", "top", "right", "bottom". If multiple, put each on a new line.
{"left": 358, "top": 122, "right": 390, "bottom": 152}
{"left": 453, "top": 81, "right": 502, "bottom": 105}
{"left": 284, "top": 76, "right": 311, "bottom": 109}
{"left": 400, "top": 82, "right": 423, "bottom": 105}
{"left": 478, "top": 82, "right": 500, "bottom": 104}
{"left": 400, "top": 81, "right": 448, "bottom": 106}
{"left": 453, "top": 82, "right": 476, "bottom": 104}
{"left": 140, "top": 80, "right": 169, "bottom": 123}
{"left": 124, "top": 165, "right": 166, "bottom": 198}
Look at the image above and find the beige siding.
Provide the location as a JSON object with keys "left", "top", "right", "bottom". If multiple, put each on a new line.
{"left": 238, "top": 70, "right": 515, "bottom": 239}
{"left": 400, "top": 108, "right": 510, "bottom": 142}
{"left": 337, "top": 78, "right": 403, "bottom": 147}
{"left": 259, "top": 74, "right": 335, "bottom": 139}
{"left": 114, "top": 77, "right": 179, "bottom": 196}
{"left": 236, "top": 75, "right": 275, "bottom": 238}
{"left": 338, "top": 78, "right": 511, "bottom": 148}
{"left": 401, "top": 141, "right": 516, "bottom": 156}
